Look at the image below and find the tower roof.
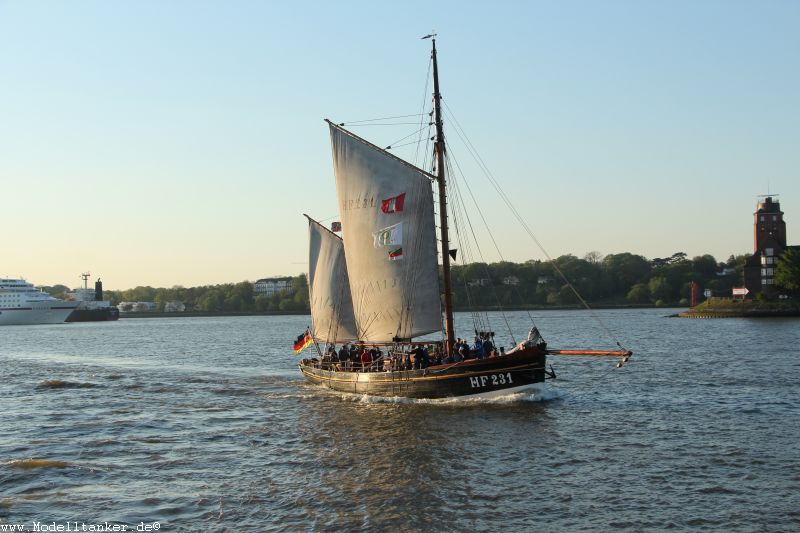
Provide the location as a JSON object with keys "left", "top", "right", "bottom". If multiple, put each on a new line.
{"left": 756, "top": 196, "right": 783, "bottom": 214}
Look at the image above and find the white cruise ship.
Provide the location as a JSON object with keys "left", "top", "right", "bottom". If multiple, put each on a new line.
{"left": 0, "top": 278, "right": 79, "bottom": 325}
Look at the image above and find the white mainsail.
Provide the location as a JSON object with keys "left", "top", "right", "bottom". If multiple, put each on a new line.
{"left": 329, "top": 122, "right": 442, "bottom": 342}
{"left": 307, "top": 217, "right": 359, "bottom": 343}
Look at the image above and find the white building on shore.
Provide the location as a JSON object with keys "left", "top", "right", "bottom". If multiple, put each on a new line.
{"left": 118, "top": 301, "right": 157, "bottom": 313}
{"left": 254, "top": 277, "right": 294, "bottom": 297}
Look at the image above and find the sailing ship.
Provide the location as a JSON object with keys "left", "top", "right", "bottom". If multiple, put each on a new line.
{"left": 297, "top": 37, "right": 631, "bottom": 399}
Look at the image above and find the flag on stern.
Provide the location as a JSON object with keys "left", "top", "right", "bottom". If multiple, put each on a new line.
{"left": 381, "top": 192, "right": 406, "bottom": 214}
{"left": 388, "top": 247, "right": 403, "bottom": 261}
{"left": 293, "top": 328, "right": 313, "bottom": 354}
{"left": 331, "top": 221, "right": 342, "bottom": 232}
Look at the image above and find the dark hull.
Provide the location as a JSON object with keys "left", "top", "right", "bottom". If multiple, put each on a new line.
{"left": 66, "top": 307, "right": 120, "bottom": 322}
{"left": 299, "top": 347, "right": 547, "bottom": 399}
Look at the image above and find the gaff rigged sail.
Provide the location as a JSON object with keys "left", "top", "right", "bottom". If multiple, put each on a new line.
{"left": 328, "top": 123, "right": 442, "bottom": 342}
{"left": 307, "top": 216, "right": 359, "bottom": 343}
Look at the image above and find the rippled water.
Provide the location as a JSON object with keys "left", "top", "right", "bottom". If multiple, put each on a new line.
{"left": 1, "top": 310, "right": 799, "bottom": 532}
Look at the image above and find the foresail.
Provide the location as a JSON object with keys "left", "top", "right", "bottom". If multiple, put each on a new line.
{"left": 307, "top": 216, "right": 359, "bottom": 343}
{"left": 329, "top": 123, "right": 442, "bottom": 342}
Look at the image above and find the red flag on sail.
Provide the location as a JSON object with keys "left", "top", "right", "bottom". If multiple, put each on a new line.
{"left": 381, "top": 193, "right": 406, "bottom": 214}
{"left": 293, "top": 329, "right": 313, "bottom": 354}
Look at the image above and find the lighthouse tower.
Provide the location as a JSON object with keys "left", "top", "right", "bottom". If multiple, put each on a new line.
{"left": 744, "top": 196, "right": 787, "bottom": 297}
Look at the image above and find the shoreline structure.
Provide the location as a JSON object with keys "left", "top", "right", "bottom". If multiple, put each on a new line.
{"left": 677, "top": 299, "right": 800, "bottom": 318}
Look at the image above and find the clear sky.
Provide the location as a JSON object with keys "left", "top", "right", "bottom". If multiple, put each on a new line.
{"left": 1, "top": 0, "right": 798, "bottom": 290}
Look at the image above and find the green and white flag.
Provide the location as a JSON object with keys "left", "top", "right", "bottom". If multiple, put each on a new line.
{"left": 373, "top": 222, "right": 403, "bottom": 248}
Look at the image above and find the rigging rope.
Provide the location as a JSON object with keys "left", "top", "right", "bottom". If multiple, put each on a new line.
{"left": 414, "top": 57, "right": 434, "bottom": 170}
{"left": 384, "top": 124, "right": 432, "bottom": 150}
{"left": 442, "top": 101, "right": 629, "bottom": 352}
{"left": 343, "top": 122, "right": 424, "bottom": 126}
{"left": 443, "top": 107, "right": 539, "bottom": 330}
{"left": 389, "top": 138, "right": 433, "bottom": 150}
{"left": 340, "top": 113, "right": 426, "bottom": 125}
{"left": 437, "top": 177, "right": 485, "bottom": 335}
{"left": 442, "top": 153, "right": 494, "bottom": 336}
{"left": 445, "top": 180, "right": 483, "bottom": 332}
{"left": 444, "top": 153, "right": 516, "bottom": 345}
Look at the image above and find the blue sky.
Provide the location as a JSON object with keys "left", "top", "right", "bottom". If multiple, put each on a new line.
{"left": 1, "top": 1, "right": 798, "bottom": 289}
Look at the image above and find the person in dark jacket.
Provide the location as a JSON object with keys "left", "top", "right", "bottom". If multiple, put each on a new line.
{"left": 338, "top": 344, "right": 350, "bottom": 370}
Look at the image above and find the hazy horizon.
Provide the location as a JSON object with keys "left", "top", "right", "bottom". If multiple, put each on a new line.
{"left": 2, "top": 1, "right": 797, "bottom": 290}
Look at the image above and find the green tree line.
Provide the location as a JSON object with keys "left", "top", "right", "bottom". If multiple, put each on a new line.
{"left": 43, "top": 276, "right": 310, "bottom": 313}
{"left": 40, "top": 250, "right": 799, "bottom": 312}
{"left": 449, "top": 251, "right": 754, "bottom": 308}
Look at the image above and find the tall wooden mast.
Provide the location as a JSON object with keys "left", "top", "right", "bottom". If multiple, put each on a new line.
{"left": 431, "top": 37, "right": 455, "bottom": 355}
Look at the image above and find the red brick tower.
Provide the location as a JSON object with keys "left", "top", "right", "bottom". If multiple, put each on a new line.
{"left": 753, "top": 196, "right": 786, "bottom": 253}
{"left": 744, "top": 196, "right": 786, "bottom": 296}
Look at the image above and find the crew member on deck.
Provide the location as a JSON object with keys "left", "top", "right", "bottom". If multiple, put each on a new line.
{"left": 484, "top": 337, "right": 495, "bottom": 357}
{"left": 338, "top": 344, "right": 350, "bottom": 370}
{"left": 454, "top": 345, "right": 464, "bottom": 363}
{"left": 473, "top": 337, "right": 484, "bottom": 359}
{"left": 360, "top": 348, "right": 373, "bottom": 371}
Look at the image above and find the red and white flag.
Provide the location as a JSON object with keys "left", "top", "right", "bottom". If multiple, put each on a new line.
{"left": 381, "top": 193, "right": 406, "bottom": 214}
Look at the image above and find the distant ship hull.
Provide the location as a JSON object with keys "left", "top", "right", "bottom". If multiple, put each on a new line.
{"left": 64, "top": 276, "right": 119, "bottom": 322}
{"left": 0, "top": 305, "right": 78, "bottom": 325}
{"left": 66, "top": 307, "right": 120, "bottom": 322}
{"left": 299, "top": 347, "right": 547, "bottom": 399}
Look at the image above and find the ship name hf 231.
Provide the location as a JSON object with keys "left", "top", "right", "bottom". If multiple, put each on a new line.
{"left": 469, "top": 373, "right": 513, "bottom": 388}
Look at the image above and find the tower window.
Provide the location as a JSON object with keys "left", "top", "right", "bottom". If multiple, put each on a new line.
{"left": 760, "top": 216, "right": 765, "bottom": 221}
{"left": 773, "top": 215, "right": 777, "bottom": 221}
{"left": 766, "top": 248, "right": 774, "bottom": 256}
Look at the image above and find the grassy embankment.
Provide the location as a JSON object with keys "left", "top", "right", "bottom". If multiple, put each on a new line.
{"left": 678, "top": 298, "right": 800, "bottom": 318}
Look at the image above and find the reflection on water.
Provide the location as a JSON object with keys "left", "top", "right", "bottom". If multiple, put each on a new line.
{"left": 1, "top": 311, "right": 799, "bottom": 531}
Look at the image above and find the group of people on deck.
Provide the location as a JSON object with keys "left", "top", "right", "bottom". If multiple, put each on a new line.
{"left": 314, "top": 334, "right": 506, "bottom": 372}
{"left": 452, "top": 334, "right": 501, "bottom": 361}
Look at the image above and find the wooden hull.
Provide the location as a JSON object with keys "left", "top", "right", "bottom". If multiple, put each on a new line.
{"left": 298, "top": 347, "right": 547, "bottom": 399}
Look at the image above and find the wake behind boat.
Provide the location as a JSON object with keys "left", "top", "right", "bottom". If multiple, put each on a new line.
{"left": 0, "top": 278, "right": 79, "bottom": 325}
{"left": 297, "top": 37, "right": 631, "bottom": 400}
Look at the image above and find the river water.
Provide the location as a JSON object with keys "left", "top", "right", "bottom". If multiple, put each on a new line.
{"left": 1, "top": 310, "right": 798, "bottom": 532}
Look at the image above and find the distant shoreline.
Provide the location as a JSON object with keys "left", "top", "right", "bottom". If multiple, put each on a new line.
{"left": 119, "top": 311, "right": 306, "bottom": 318}
{"left": 118, "top": 303, "right": 670, "bottom": 319}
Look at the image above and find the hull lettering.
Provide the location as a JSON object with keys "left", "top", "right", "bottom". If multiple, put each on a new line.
{"left": 468, "top": 373, "right": 514, "bottom": 388}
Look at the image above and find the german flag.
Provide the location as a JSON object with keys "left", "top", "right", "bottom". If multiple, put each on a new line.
{"left": 293, "top": 329, "right": 313, "bottom": 354}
